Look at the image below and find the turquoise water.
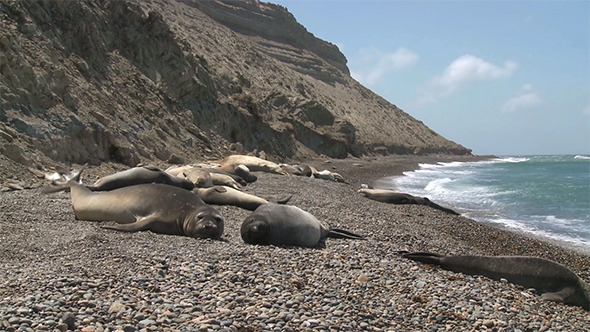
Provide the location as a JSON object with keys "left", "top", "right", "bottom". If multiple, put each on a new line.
{"left": 390, "top": 155, "right": 590, "bottom": 250}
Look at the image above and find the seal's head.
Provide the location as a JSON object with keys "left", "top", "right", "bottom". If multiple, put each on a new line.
{"left": 184, "top": 206, "right": 224, "bottom": 239}
{"left": 240, "top": 217, "right": 270, "bottom": 245}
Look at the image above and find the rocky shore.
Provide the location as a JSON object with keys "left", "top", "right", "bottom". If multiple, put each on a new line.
{"left": 1, "top": 155, "right": 589, "bottom": 331}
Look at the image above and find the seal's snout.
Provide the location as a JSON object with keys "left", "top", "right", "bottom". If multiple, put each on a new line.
{"left": 240, "top": 219, "right": 270, "bottom": 245}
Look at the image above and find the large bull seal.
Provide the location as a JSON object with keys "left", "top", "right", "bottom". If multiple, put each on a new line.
{"left": 70, "top": 182, "right": 224, "bottom": 239}
{"left": 358, "top": 188, "right": 459, "bottom": 215}
{"left": 240, "top": 204, "right": 364, "bottom": 248}
{"left": 401, "top": 251, "right": 590, "bottom": 310}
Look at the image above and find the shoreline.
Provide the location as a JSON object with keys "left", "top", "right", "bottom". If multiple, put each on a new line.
{"left": 356, "top": 155, "right": 590, "bottom": 257}
{"left": 1, "top": 154, "right": 589, "bottom": 330}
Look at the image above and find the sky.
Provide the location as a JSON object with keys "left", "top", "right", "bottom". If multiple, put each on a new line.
{"left": 269, "top": 0, "right": 590, "bottom": 156}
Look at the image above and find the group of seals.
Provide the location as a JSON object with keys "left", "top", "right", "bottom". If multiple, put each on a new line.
{"left": 41, "top": 155, "right": 589, "bottom": 311}
{"left": 63, "top": 167, "right": 225, "bottom": 239}
{"left": 45, "top": 159, "right": 363, "bottom": 247}
{"left": 400, "top": 251, "right": 590, "bottom": 310}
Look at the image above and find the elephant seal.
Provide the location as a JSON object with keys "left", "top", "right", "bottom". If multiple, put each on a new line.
{"left": 358, "top": 188, "right": 459, "bottom": 215}
{"left": 166, "top": 165, "right": 213, "bottom": 188}
{"left": 71, "top": 182, "right": 224, "bottom": 239}
{"left": 400, "top": 252, "right": 590, "bottom": 310}
{"left": 194, "top": 186, "right": 290, "bottom": 211}
{"left": 279, "top": 164, "right": 304, "bottom": 176}
{"left": 42, "top": 165, "right": 195, "bottom": 193}
{"left": 207, "top": 167, "right": 252, "bottom": 185}
{"left": 215, "top": 155, "right": 289, "bottom": 176}
{"left": 209, "top": 172, "right": 243, "bottom": 190}
{"left": 234, "top": 165, "right": 258, "bottom": 183}
{"left": 240, "top": 204, "right": 364, "bottom": 248}
{"left": 90, "top": 166, "right": 195, "bottom": 191}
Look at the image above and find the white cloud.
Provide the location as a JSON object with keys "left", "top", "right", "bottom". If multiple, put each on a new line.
{"left": 501, "top": 84, "right": 543, "bottom": 112}
{"left": 434, "top": 55, "right": 518, "bottom": 93}
{"left": 412, "top": 55, "right": 518, "bottom": 108}
{"left": 350, "top": 47, "right": 418, "bottom": 86}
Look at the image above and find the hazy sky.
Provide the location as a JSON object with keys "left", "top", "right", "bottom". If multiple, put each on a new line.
{"left": 270, "top": 0, "right": 590, "bottom": 156}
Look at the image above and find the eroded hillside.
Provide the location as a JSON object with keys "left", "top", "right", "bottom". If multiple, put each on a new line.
{"left": 0, "top": 0, "right": 471, "bottom": 183}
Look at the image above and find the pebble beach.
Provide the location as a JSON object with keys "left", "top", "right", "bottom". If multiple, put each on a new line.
{"left": 1, "top": 155, "right": 589, "bottom": 332}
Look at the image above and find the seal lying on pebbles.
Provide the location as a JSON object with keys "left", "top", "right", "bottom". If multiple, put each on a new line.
{"left": 240, "top": 204, "right": 364, "bottom": 248}
{"left": 44, "top": 166, "right": 195, "bottom": 192}
{"left": 314, "top": 170, "right": 348, "bottom": 183}
{"left": 400, "top": 251, "right": 590, "bottom": 310}
{"left": 194, "top": 186, "right": 291, "bottom": 211}
{"left": 165, "top": 165, "right": 213, "bottom": 188}
{"left": 75, "top": 183, "right": 225, "bottom": 239}
{"left": 46, "top": 168, "right": 224, "bottom": 239}
{"left": 215, "top": 155, "right": 289, "bottom": 176}
{"left": 358, "top": 188, "right": 459, "bottom": 215}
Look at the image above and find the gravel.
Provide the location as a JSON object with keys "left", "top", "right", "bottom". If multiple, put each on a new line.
{"left": 1, "top": 156, "right": 589, "bottom": 331}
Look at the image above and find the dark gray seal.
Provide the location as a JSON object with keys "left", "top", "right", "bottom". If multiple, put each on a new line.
{"left": 358, "top": 188, "right": 459, "bottom": 215}
{"left": 401, "top": 251, "right": 590, "bottom": 310}
{"left": 240, "top": 204, "right": 364, "bottom": 248}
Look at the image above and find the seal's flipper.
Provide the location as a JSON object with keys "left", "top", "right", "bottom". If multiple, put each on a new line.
{"left": 424, "top": 200, "right": 460, "bottom": 215}
{"left": 327, "top": 228, "right": 365, "bottom": 240}
{"left": 541, "top": 287, "right": 576, "bottom": 303}
{"left": 102, "top": 223, "right": 149, "bottom": 232}
{"left": 40, "top": 165, "right": 86, "bottom": 194}
{"left": 274, "top": 195, "right": 293, "bottom": 205}
{"left": 101, "top": 214, "right": 159, "bottom": 233}
{"left": 401, "top": 252, "right": 444, "bottom": 265}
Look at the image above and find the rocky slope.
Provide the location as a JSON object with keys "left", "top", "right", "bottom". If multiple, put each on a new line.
{"left": 0, "top": 0, "right": 471, "bottom": 182}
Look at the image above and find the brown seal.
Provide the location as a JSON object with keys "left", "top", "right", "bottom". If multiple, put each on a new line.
{"left": 46, "top": 167, "right": 224, "bottom": 239}
{"left": 358, "top": 188, "right": 459, "bottom": 215}
{"left": 193, "top": 186, "right": 289, "bottom": 211}
{"left": 215, "top": 155, "right": 289, "bottom": 176}
{"left": 400, "top": 252, "right": 590, "bottom": 310}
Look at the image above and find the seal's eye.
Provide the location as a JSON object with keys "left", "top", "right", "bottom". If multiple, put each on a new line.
{"left": 214, "top": 216, "right": 223, "bottom": 224}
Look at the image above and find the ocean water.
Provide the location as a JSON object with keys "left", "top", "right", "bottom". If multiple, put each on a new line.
{"left": 388, "top": 155, "right": 590, "bottom": 251}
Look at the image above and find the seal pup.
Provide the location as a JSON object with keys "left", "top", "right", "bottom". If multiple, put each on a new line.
{"left": 358, "top": 188, "right": 459, "bottom": 215}
{"left": 215, "top": 155, "right": 289, "bottom": 176}
{"left": 240, "top": 204, "right": 364, "bottom": 248}
{"left": 71, "top": 182, "right": 224, "bottom": 239}
{"left": 400, "top": 252, "right": 590, "bottom": 310}
{"left": 194, "top": 186, "right": 291, "bottom": 211}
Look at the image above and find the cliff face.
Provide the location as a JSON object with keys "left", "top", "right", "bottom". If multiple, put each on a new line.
{"left": 0, "top": 0, "right": 471, "bottom": 175}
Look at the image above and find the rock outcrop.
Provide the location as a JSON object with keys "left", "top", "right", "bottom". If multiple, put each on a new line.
{"left": 0, "top": 0, "right": 471, "bottom": 180}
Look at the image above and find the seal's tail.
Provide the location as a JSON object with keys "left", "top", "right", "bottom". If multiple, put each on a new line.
{"left": 327, "top": 228, "right": 365, "bottom": 240}
{"left": 400, "top": 251, "right": 444, "bottom": 265}
{"left": 40, "top": 165, "right": 86, "bottom": 194}
{"left": 424, "top": 199, "right": 460, "bottom": 215}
